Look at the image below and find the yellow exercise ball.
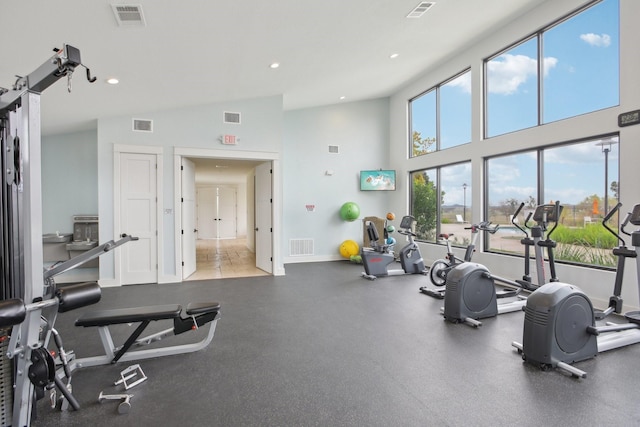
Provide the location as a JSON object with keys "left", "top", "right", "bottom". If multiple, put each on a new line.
{"left": 339, "top": 240, "right": 360, "bottom": 259}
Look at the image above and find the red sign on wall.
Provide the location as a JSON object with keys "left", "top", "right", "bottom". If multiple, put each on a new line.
{"left": 222, "top": 134, "right": 237, "bottom": 145}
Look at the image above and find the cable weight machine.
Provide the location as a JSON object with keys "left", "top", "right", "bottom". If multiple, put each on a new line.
{"left": 0, "top": 44, "right": 96, "bottom": 427}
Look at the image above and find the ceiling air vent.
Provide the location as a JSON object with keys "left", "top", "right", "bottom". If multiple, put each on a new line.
{"left": 328, "top": 145, "right": 339, "bottom": 154}
{"left": 407, "top": 2, "right": 436, "bottom": 18}
{"left": 111, "top": 4, "right": 146, "bottom": 27}
{"left": 132, "top": 118, "right": 153, "bottom": 132}
{"left": 224, "top": 111, "right": 241, "bottom": 124}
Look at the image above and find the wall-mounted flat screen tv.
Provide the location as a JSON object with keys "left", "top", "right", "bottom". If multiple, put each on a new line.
{"left": 360, "top": 170, "right": 396, "bottom": 191}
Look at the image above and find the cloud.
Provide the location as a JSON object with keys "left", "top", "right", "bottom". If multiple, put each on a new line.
{"left": 580, "top": 33, "right": 611, "bottom": 47}
{"left": 445, "top": 72, "right": 471, "bottom": 94}
{"left": 487, "top": 54, "right": 557, "bottom": 95}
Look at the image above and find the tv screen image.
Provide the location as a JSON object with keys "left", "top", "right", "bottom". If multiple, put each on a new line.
{"left": 360, "top": 170, "right": 396, "bottom": 191}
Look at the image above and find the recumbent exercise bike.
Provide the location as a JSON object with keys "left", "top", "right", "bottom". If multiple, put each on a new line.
{"left": 361, "top": 215, "right": 427, "bottom": 280}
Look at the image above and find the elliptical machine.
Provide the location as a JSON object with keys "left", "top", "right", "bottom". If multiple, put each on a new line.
{"left": 361, "top": 215, "right": 427, "bottom": 280}
{"left": 512, "top": 201, "right": 563, "bottom": 289}
{"left": 441, "top": 202, "right": 564, "bottom": 327}
{"left": 420, "top": 221, "right": 498, "bottom": 299}
{"left": 512, "top": 202, "right": 640, "bottom": 378}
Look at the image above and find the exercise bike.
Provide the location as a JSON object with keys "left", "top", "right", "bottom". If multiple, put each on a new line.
{"left": 361, "top": 215, "right": 427, "bottom": 280}
{"left": 419, "top": 221, "right": 497, "bottom": 299}
{"left": 512, "top": 202, "right": 640, "bottom": 378}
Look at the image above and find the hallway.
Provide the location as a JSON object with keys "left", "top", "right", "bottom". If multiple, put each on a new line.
{"left": 185, "top": 238, "right": 268, "bottom": 281}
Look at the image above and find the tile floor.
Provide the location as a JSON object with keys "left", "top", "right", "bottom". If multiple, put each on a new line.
{"left": 185, "top": 238, "right": 269, "bottom": 280}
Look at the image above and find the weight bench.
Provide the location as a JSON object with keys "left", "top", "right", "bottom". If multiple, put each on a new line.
{"left": 70, "top": 301, "right": 221, "bottom": 369}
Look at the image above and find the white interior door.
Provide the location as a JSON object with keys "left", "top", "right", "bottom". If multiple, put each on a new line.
{"left": 181, "top": 158, "right": 196, "bottom": 279}
{"left": 197, "top": 187, "right": 216, "bottom": 239}
{"left": 218, "top": 186, "right": 237, "bottom": 239}
{"left": 119, "top": 152, "right": 158, "bottom": 285}
{"left": 255, "top": 162, "right": 272, "bottom": 273}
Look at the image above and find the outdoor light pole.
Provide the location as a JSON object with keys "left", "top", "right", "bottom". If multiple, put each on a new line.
{"left": 596, "top": 139, "right": 618, "bottom": 216}
{"left": 462, "top": 183, "right": 468, "bottom": 222}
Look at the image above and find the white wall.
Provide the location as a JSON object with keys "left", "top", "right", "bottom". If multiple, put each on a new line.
{"left": 283, "top": 98, "right": 390, "bottom": 262}
{"left": 97, "top": 95, "right": 283, "bottom": 283}
{"left": 41, "top": 130, "right": 98, "bottom": 233}
{"left": 388, "top": 0, "right": 640, "bottom": 310}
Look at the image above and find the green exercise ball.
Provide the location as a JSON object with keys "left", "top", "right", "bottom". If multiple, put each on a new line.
{"left": 340, "top": 202, "right": 360, "bottom": 222}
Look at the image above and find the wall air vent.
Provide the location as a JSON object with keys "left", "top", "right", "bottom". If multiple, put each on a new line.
{"left": 132, "top": 118, "right": 153, "bottom": 132}
{"left": 224, "top": 111, "right": 241, "bottom": 124}
{"left": 112, "top": 4, "right": 146, "bottom": 27}
{"left": 407, "top": 2, "right": 436, "bottom": 18}
{"left": 289, "top": 239, "right": 314, "bottom": 256}
{"left": 328, "top": 145, "right": 340, "bottom": 154}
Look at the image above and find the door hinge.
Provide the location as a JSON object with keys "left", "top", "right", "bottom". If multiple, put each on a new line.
{"left": 181, "top": 261, "right": 184, "bottom": 266}
{"left": 181, "top": 197, "right": 184, "bottom": 203}
{"left": 181, "top": 229, "right": 184, "bottom": 235}
{"left": 270, "top": 228, "right": 273, "bottom": 232}
{"left": 181, "top": 165, "right": 184, "bottom": 171}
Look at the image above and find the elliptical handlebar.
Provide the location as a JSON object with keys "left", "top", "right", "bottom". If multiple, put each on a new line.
{"left": 465, "top": 221, "right": 499, "bottom": 234}
{"left": 511, "top": 202, "right": 529, "bottom": 237}
{"left": 545, "top": 201, "right": 563, "bottom": 240}
{"left": 603, "top": 202, "right": 628, "bottom": 245}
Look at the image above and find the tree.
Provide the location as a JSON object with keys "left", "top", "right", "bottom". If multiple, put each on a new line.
{"left": 412, "top": 172, "right": 438, "bottom": 240}
{"left": 412, "top": 131, "right": 436, "bottom": 157}
{"left": 610, "top": 181, "right": 619, "bottom": 200}
{"left": 499, "top": 198, "right": 521, "bottom": 221}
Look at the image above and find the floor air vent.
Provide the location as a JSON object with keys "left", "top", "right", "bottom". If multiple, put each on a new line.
{"left": 224, "top": 112, "right": 241, "bottom": 124}
{"left": 289, "top": 239, "right": 314, "bottom": 256}
{"left": 133, "top": 119, "right": 153, "bottom": 132}
{"left": 328, "top": 145, "right": 339, "bottom": 154}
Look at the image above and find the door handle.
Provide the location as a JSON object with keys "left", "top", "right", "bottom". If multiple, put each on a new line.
{"left": 255, "top": 227, "right": 259, "bottom": 231}
{"left": 194, "top": 229, "right": 198, "bottom": 233}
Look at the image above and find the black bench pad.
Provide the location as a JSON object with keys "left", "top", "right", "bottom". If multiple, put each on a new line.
{"left": 185, "top": 302, "right": 220, "bottom": 316}
{"left": 76, "top": 304, "right": 182, "bottom": 327}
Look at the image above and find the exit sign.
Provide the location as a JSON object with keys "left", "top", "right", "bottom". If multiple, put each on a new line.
{"left": 222, "top": 134, "right": 237, "bottom": 145}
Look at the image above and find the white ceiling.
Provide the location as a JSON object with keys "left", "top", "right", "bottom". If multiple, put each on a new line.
{"left": 1, "top": 0, "right": 546, "bottom": 137}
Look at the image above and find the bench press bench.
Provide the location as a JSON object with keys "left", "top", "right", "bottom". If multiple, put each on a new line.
{"left": 70, "top": 301, "right": 221, "bottom": 369}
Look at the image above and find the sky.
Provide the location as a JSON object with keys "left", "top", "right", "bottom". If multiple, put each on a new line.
{"left": 412, "top": 0, "right": 620, "bottom": 208}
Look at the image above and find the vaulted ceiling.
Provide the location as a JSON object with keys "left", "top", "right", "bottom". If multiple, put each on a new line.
{"left": 1, "top": 0, "right": 547, "bottom": 136}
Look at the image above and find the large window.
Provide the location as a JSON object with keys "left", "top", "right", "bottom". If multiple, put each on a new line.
{"left": 411, "top": 162, "right": 472, "bottom": 247}
{"left": 485, "top": 0, "right": 619, "bottom": 138}
{"left": 486, "top": 38, "right": 539, "bottom": 136}
{"left": 410, "top": 70, "right": 471, "bottom": 157}
{"left": 485, "top": 135, "right": 620, "bottom": 267}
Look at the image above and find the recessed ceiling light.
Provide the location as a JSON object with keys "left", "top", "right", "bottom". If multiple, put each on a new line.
{"left": 390, "top": 53, "right": 399, "bottom": 59}
{"left": 106, "top": 77, "right": 119, "bottom": 85}
{"left": 340, "top": 96, "right": 346, "bottom": 100}
{"left": 269, "top": 62, "right": 280, "bottom": 69}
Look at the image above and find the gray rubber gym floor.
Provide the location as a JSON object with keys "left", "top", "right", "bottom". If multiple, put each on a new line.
{"left": 32, "top": 261, "right": 640, "bottom": 426}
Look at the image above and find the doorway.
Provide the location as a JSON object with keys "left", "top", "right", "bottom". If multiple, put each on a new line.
{"left": 174, "top": 147, "right": 282, "bottom": 281}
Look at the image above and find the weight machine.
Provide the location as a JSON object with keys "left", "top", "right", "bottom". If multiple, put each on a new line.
{"left": 0, "top": 44, "right": 96, "bottom": 427}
